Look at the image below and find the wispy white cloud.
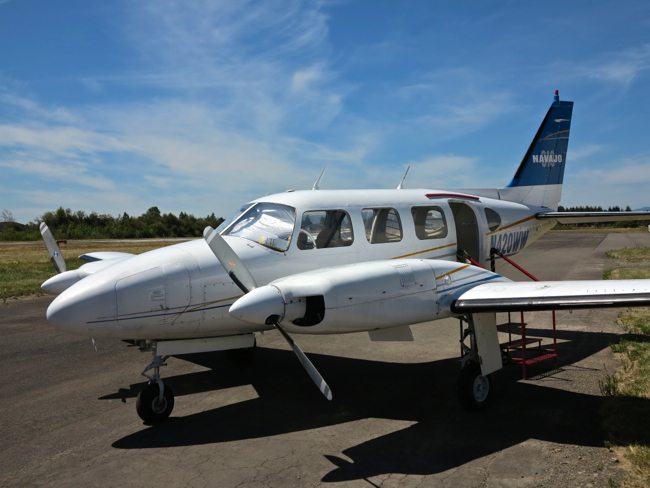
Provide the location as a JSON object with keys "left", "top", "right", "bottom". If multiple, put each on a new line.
{"left": 398, "top": 69, "right": 517, "bottom": 140}
{"left": 80, "top": 78, "right": 103, "bottom": 93}
{"left": 568, "top": 144, "right": 602, "bottom": 161}
{"left": 0, "top": 90, "right": 78, "bottom": 124}
{"left": 0, "top": 1, "right": 531, "bottom": 223}
{"left": 549, "top": 44, "right": 650, "bottom": 91}
{"left": 394, "top": 154, "right": 481, "bottom": 189}
{"left": 0, "top": 123, "right": 129, "bottom": 156}
{"left": 583, "top": 44, "right": 650, "bottom": 87}
{"left": 572, "top": 158, "right": 650, "bottom": 185}
{"left": 0, "top": 160, "right": 116, "bottom": 190}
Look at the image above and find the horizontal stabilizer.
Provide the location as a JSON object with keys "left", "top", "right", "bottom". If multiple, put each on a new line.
{"left": 536, "top": 211, "right": 650, "bottom": 224}
{"left": 451, "top": 279, "right": 650, "bottom": 313}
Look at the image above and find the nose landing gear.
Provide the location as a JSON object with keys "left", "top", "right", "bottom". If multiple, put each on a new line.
{"left": 137, "top": 353, "right": 174, "bottom": 423}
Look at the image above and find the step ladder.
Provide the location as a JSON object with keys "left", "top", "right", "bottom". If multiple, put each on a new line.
{"left": 460, "top": 250, "right": 558, "bottom": 380}
{"left": 497, "top": 311, "right": 557, "bottom": 379}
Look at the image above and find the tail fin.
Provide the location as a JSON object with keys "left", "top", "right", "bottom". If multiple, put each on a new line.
{"left": 40, "top": 223, "right": 67, "bottom": 274}
{"left": 501, "top": 91, "right": 573, "bottom": 209}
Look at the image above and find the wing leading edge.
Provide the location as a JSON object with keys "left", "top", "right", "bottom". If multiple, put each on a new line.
{"left": 451, "top": 280, "right": 650, "bottom": 314}
{"left": 79, "top": 252, "right": 135, "bottom": 262}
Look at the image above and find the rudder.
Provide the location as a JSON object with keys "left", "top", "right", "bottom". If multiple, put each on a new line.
{"left": 501, "top": 91, "right": 573, "bottom": 209}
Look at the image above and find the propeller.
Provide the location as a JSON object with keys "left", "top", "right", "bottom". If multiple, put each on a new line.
{"left": 203, "top": 227, "right": 333, "bottom": 401}
{"left": 39, "top": 223, "right": 66, "bottom": 274}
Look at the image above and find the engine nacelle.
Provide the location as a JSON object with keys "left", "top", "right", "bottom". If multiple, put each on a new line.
{"left": 229, "top": 259, "right": 440, "bottom": 334}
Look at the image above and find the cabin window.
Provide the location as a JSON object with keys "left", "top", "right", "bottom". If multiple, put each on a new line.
{"left": 362, "top": 208, "right": 403, "bottom": 244}
{"left": 298, "top": 210, "right": 354, "bottom": 250}
{"left": 484, "top": 208, "right": 501, "bottom": 232}
{"left": 411, "top": 206, "right": 448, "bottom": 240}
{"left": 220, "top": 202, "right": 296, "bottom": 252}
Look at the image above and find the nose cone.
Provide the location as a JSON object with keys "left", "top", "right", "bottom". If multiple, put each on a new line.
{"left": 47, "top": 279, "right": 116, "bottom": 336}
{"left": 230, "top": 286, "right": 285, "bottom": 324}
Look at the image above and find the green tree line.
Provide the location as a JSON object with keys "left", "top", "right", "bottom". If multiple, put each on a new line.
{"left": 0, "top": 207, "right": 223, "bottom": 241}
{"left": 555, "top": 205, "right": 649, "bottom": 228}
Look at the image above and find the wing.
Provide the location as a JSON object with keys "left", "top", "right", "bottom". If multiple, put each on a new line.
{"left": 536, "top": 211, "right": 650, "bottom": 224}
{"left": 79, "top": 252, "right": 135, "bottom": 262}
{"left": 451, "top": 279, "right": 650, "bottom": 313}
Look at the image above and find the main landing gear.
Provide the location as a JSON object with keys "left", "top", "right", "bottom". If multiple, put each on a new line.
{"left": 137, "top": 352, "right": 175, "bottom": 423}
{"left": 457, "top": 316, "right": 495, "bottom": 411}
{"left": 457, "top": 361, "right": 492, "bottom": 410}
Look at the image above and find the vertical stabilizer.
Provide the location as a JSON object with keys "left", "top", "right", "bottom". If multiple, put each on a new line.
{"left": 500, "top": 91, "right": 573, "bottom": 209}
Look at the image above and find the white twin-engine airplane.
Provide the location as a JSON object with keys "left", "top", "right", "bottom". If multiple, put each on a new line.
{"left": 40, "top": 92, "right": 650, "bottom": 423}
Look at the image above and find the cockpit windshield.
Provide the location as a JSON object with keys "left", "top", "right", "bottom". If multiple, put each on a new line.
{"left": 217, "top": 203, "right": 296, "bottom": 252}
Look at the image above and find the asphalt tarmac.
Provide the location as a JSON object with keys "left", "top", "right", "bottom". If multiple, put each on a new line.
{"left": 2, "top": 231, "right": 650, "bottom": 488}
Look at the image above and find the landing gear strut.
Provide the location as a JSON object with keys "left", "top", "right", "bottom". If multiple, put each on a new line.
{"left": 457, "top": 316, "right": 494, "bottom": 411}
{"left": 136, "top": 352, "right": 174, "bottom": 423}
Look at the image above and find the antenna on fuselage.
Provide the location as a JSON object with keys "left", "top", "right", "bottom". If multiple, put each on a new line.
{"left": 397, "top": 166, "right": 410, "bottom": 190}
{"left": 312, "top": 164, "right": 328, "bottom": 190}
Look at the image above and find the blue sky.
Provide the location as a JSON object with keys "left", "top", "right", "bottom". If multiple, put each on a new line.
{"left": 2, "top": 0, "right": 650, "bottom": 223}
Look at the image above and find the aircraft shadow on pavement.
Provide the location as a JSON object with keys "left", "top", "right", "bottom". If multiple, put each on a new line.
{"left": 110, "top": 329, "right": 650, "bottom": 482}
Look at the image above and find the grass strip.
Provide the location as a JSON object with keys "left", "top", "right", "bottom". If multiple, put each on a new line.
{"left": 608, "top": 268, "right": 650, "bottom": 280}
{"left": 607, "top": 248, "right": 650, "bottom": 263}
{"left": 602, "top": 261, "right": 650, "bottom": 486}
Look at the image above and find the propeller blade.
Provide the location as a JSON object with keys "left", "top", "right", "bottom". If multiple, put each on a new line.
{"left": 204, "top": 226, "right": 332, "bottom": 401}
{"left": 203, "top": 226, "right": 258, "bottom": 294}
{"left": 273, "top": 320, "right": 333, "bottom": 401}
{"left": 39, "top": 223, "right": 66, "bottom": 273}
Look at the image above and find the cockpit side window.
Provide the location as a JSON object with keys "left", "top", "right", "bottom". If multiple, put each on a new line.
{"left": 484, "top": 208, "right": 501, "bottom": 232}
{"left": 411, "top": 206, "right": 448, "bottom": 240}
{"left": 298, "top": 210, "right": 354, "bottom": 250}
{"left": 362, "top": 208, "right": 403, "bottom": 244}
{"left": 220, "top": 203, "right": 296, "bottom": 252}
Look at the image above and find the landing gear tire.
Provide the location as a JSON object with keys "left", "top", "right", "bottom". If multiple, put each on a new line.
{"left": 136, "top": 382, "right": 175, "bottom": 423}
{"left": 457, "top": 362, "right": 492, "bottom": 411}
{"left": 227, "top": 338, "right": 257, "bottom": 363}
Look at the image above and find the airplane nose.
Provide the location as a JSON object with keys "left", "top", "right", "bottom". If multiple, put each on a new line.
{"left": 46, "top": 280, "right": 116, "bottom": 336}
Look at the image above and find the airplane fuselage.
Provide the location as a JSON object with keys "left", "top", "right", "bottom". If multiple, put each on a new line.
{"left": 46, "top": 188, "right": 556, "bottom": 340}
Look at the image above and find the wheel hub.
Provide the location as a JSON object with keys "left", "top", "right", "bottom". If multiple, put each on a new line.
{"left": 152, "top": 397, "right": 168, "bottom": 414}
{"left": 472, "top": 375, "right": 489, "bottom": 402}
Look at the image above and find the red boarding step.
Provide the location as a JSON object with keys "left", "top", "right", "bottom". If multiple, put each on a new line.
{"left": 510, "top": 352, "right": 558, "bottom": 367}
{"left": 500, "top": 338, "right": 542, "bottom": 350}
{"left": 497, "top": 321, "right": 526, "bottom": 332}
